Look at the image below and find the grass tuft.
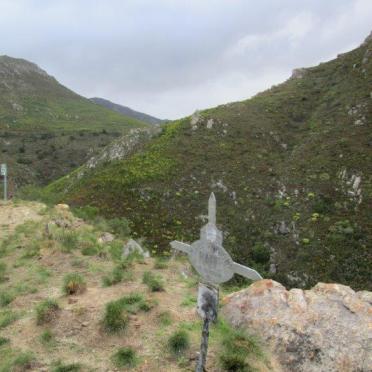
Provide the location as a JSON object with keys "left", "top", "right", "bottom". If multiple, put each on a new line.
{"left": 0, "top": 309, "right": 18, "bottom": 329}
{"left": 111, "top": 347, "right": 138, "bottom": 369}
{"left": 36, "top": 299, "right": 60, "bottom": 325}
{"left": 0, "top": 291, "right": 14, "bottom": 307}
{"left": 51, "top": 361, "right": 81, "bottom": 372}
{"left": 168, "top": 330, "right": 190, "bottom": 355}
{"left": 142, "top": 271, "right": 164, "bottom": 292}
{"left": 158, "top": 311, "right": 172, "bottom": 326}
{"left": 62, "top": 273, "right": 86, "bottom": 295}
{"left": 218, "top": 320, "right": 263, "bottom": 371}
{"left": 40, "top": 329, "right": 55, "bottom": 347}
{"left": 102, "top": 300, "right": 129, "bottom": 334}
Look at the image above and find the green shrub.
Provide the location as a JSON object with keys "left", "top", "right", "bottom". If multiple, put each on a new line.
{"left": 12, "top": 351, "right": 35, "bottom": 370}
{"left": 168, "top": 330, "right": 190, "bottom": 355}
{"left": 57, "top": 230, "right": 79, "bottom": 252}
{"left": 106, "top": 218, "right": 131, "bottom": 239}
{"left": 118, "top": 292, "right": 153, "bottom": 313}
{"left": 103, "top": 300, "right": 129, "bottom": 333}
{"left": 102, "top": 266, "right": 124, "bottom": 287}
{"left": 102, "top": 293, "right": 153, "bottom": 333}
{"left": 181, "top": 294, "right": 197, "bottom": 307}
{"left": 142, "top": 271, "right": 164, "bottom": 292}
{"left": 0, "top": 336, "right": 10, "bottom": 346}
{"left": 40, "top": 329, "right": 55, "bottom": 346}
{"left": 108, "top": 240, "right": 124, "bottom": 261}
{"left": 0, "top": 291, "right": 14, "bottom": 307}
{"left": 36, "top": 299, "right": 60, "bottom": 325}
{"left": 158, "top": 311, "right": 172, "bottom": 326}
{"left": 51, "top": 361, "right": 81, "bottom": 372}
{"left": 62, "top": 273, "right": 86, "bottom": 295}
{"left": 251, "top": 243, "right": 270, "bottom": 264}
{"left": 72, "top": 206, "right": 99, "bottom": 221}
{"left": 154, "top": 257, "right": 168, "bottom": 269}
{"left": 111, "top": 347, "right": 138, "bottom": 369}
{"left": 0, "top": 309, "right": 18, "bottom": 328}
{"left": 218, "top": 321, "right": 262, "bottom": 372}
{"left": 220, "top": 353, "right": 250, "bottom": 371}
{"left": 0, "top": 262, "right": 7, "bottom": 282}
{"left": 81, "top": 244, "right": 99, "bottom": 256}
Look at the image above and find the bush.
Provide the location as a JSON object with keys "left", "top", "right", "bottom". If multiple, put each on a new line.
{"left": 142, "top": 271, "right": 164, "bottom": 292}
{"left": 220, "top": 353, "right": 250, "bottom": 371}
{"left": 0, "top": 336, "right": 10, "bottom": 346}
{"left": 39, "top": 329, "right": 55, "bottom": 347}
{"left": 51, "top": 361, "right": 81, "bottom": 372}
{"left": 154, "top": 258, "right": 168, "bottom": 269}
{"left": 168, "top": 330, "right": 190, "bottom": 355}
{"left": 0, "top": 291, "right": 14, "bottom": 307}
{"left": 102, "top": 266, "right": 124, "bottom": 287}
{"left": 111, "top": 347, "right": 138, "bottom": 369}
{"left": 0, "top": 310, "right": 18, "bottom": 329}
{"left": 251, "top": 243, "right": 270, "bottom": 264}
{"left": 218, "top": 322, "right": 262, "bottom": 372}
{"left": 106, "top": 218, "right": 131, "bottom": 238}
{"left": 158, "top": 311, "right": 172, "bottom": 326}
{"left": 57, "top": 231, "right": 79, "bottom": 252}
{"left": 62, "top": 273, "right": 86, "bottom": 295}
{"left": 81, "top": 245, "right": 99, "bottom": 256}
{"left": 0, "top": 262, "right": 7, "bottom": 282}
{"left": 72, "top": 206, "right": 99, "bottom": 222}
{"left": 36, "top": 299, "right": 60, "bottom": 325}
{"left": 103, "top": 300, "right": 129, "bottom": 333}
{"left": 102, "top": 293, "right": 153, "bottom": 333}
{"left": 12, "top": 351, "right": 35, "bottom": 370}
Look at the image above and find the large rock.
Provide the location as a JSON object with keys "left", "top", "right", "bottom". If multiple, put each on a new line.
{"left": 122, "top": 239, "right": 149, "bottom": 258}
{"left": 222, "top": 280, "right": 371, "bottom": 372}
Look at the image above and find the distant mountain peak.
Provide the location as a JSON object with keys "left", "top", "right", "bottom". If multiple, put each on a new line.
{"left": 0, "top": 55, "right": 50, "bottom": 78}
{"left": 90, "top": 97, "right": 164, "bottom": 126}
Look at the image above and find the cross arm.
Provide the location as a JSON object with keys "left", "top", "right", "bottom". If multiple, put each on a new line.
{"left": 232, "top": 262, "right": 263, "bottom": 281}
{"left": 170, "top": 240, "right": 192, "bottom": 254}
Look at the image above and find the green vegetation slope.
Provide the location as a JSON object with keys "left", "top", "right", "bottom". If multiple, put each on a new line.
{"left": 0, "top": 56, "right": 148, "bottom": 188}
{"left": 45, "top": 36, "right": 372, "bottom": 290}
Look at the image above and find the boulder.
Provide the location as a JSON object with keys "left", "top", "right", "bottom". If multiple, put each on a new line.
{"left": 55, "top": 203, "right": 69, "bottom": 211}
{"left": 122, "top": 239, "right": 149, "bottom": 258}
{"left": 222, "top": 280, "right": 371, "bottom": 372}
{"left": 98, "top": 232, "right": 115, "bottom": 244}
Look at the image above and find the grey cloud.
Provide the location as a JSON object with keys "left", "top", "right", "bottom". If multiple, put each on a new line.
{"left": 0, "top": 0, "right": 371, "bottom": 118}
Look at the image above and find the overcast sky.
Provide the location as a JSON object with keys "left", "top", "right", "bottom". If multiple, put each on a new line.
{"left": 0, "top": 0, "right": 371, "bottom": 119}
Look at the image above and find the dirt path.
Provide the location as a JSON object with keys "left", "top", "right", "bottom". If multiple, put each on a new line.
{"left": 0, "top": 201, "right": 45, "bottom": 239}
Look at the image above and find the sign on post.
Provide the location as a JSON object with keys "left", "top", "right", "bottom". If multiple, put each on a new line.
{"left": 171, "top": 193, "right": 262, "bottom": 372}
{"left": 1, "top": 164, "right": 7, "bottom": 201}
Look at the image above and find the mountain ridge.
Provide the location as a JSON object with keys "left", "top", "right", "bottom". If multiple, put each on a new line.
{"left": 0, "top": 56, "right": 148, "bottom": 188}
{"left": 90, "top": 97, "right": 164, "bottom": 125}
{"left": 45, "top": 34, "right": 372, "bottom": 291}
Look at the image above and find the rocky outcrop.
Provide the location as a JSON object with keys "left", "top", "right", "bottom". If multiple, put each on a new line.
{"left": 122, "top": 239, "right": 149, "bottom": 258}
{"left": 222, "top": 280, "right": 371, "bottom": 372}
{"left": 85, "top": 128, "right": 157, "bottom": 171}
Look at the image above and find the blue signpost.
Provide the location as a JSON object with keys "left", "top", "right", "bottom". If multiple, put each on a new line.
{"left": 1, "top": 164, "right": 7, "bottom": 202}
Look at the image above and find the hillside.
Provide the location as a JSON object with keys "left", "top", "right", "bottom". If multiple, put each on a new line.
{"left": 0, "top": 201, "right": 274, "bottom": 371}
{"left": 90, "top": 97, "right": 164, "bottom": 125}
{"left": 45, "top": 35, "right": 372, "bottom": 291}
{"left": 0, "top": 56, "right": 148, "bottom": 188}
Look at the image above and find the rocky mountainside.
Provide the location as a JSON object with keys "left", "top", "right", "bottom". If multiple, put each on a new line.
{"left": 0, "top": 56, "right": 148, "bottom": 188}
{"left": 45, "top": 34, "right": 372, "bottom": 291}
{"left": 90, "top": 97, "right": 164, "bottom": 125}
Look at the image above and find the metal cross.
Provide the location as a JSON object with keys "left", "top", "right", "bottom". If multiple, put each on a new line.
{"left": 171, "top": 192, "right": 262, "bottom": 286}
{"left": 171, "top": 193, "right": 262, "bottom": 372}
